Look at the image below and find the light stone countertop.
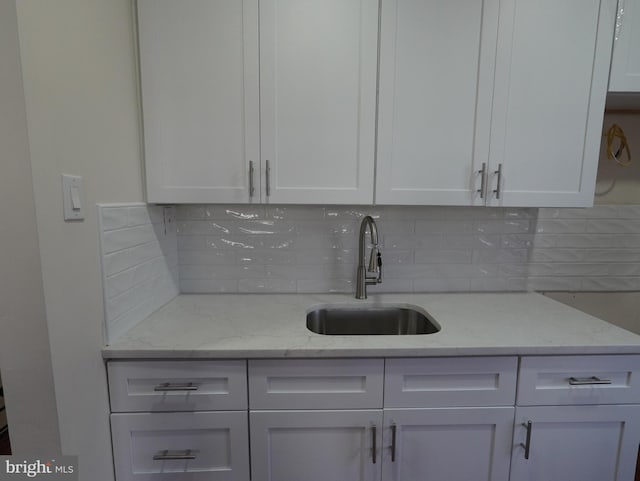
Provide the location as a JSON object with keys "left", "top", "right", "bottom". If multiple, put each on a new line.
{"left": 102, "top": 292, "right": 640, "bottom": 358}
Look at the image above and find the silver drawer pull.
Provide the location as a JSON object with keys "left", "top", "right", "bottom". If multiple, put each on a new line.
{"left": 371, "top": 425, "right": 377, "bottom": 464}
{"left": 154, "top": 382, "right": 199, "bottom": 392}
{"left": 153, "top": 450, "right": 197, "bottom": 461}
{"left": 568, "top": 376, "right": 612, "bottom": 385}
{"left": 249, "top": 161, "right": 255, "bottom": 197}
{"left": 477, "top": 162, "right": 487, "bottom": 198}
{"left": 493, "top": 163, "right": 503, "bottom": 199}
{"left": 520, "top": 421, "right": 532, "bottom": 460}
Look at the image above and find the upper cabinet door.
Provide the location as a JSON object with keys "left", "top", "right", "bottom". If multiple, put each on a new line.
{"left": 488, "top": 0, "right": 616, "bottom": 207}
{"left": 609, "top": 0, "right": 640, "bottom": 91}
{"left": 259, "top": 0, "right": 378, "bottom": 204}
{"left": 376, "top": 0, "right": 500, "bottom": 205}
{"left": 138, "top": 0, "right": 259, "bottom": 203}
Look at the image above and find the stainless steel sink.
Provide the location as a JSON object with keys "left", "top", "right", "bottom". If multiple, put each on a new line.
{"left": 306, "top": 305, "right": 440, "bottom": 335}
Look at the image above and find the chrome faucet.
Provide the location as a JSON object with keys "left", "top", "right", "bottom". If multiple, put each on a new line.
{"left": 356, "top": 216, "right": 382, "bottom": 299}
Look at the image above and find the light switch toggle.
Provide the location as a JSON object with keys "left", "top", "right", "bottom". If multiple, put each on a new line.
{"left": 71, "top": 186, "right": 81, "bottom": 210}
{"left": 62, "top": 174, "right": 85, "bottom": 221}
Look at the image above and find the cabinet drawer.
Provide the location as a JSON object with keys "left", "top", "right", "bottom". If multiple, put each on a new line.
{"left": 517, "top": 355, "right": 640, "bottom": 406}
{"left": 111, "top": 411, "right": 249, "bottom": 481}
{"left": 248, "top": 358, "right": 384, "bottom": 409}
{"left": 384, "top": 357, "right": 518, "bottom": 408}
{"left": 108, "top": 360, "right": 247, "bottom": 412}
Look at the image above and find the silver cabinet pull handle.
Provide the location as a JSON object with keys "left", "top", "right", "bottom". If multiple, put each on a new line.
{"left": 477, "top": 162, "right": 487, "bottom": 198}
{"left": 493, "top": 163, "right": 502, "bottom": 199}
{"left": 569, "top": 376, "right": 612, "bottom": 385}
{"left": 153, "top": 450, "right": 196, "bottom": 461}
{"left": 390, "top": 423, "right": 397, "bottom": 463}
{"left": 371, "top": 425, "right": 377, "bottom": 464}
{"left": 266, "top": 159, "right": 271, "bottom": 197}
{"left": 153, "top": 382, "right": 199, "bottom": 392}
{"left": 249, "top": 161, "right": 255, "bottom": 197}
{"left": 520, "top": 421, "right": 532, "bottom": 460}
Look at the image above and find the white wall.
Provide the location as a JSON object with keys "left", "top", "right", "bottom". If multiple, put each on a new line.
{"left": 15, "top": 0, "right": 144, "bottom": 478}
{"left": 595, "top": 112, "right": 640, "bottom": 204}
{"left": 0, "top": 0, "right": 60, "bottom": 455}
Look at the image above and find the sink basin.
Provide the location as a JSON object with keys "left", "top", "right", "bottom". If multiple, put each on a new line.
{"left": 306, "top": 305, "right": 440, "bottom": 335}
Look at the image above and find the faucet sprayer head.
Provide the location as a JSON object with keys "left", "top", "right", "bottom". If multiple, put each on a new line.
{"left": 368, "top": 246, "right": 379, "bottom": 273}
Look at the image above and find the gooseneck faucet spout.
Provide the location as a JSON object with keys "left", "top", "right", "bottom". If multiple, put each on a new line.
{"left": 356, "top": 216, "right": 383, "bottom": 299}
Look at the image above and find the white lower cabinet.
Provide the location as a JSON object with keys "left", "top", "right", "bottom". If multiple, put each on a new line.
{"left": 108, "top": 355, "right": 640, "bottom": 481}
{"left": 510, "top": 405, "right": 640, "bottom": 481}
{"left": 382, "top": 407, "right": 514, "bottom": 481}
{"left": 512, "top": 355, "right": 640, "bottom": 481}
{"left": 249, "top": 408, "right": 514, "bottom": 481}
{"left": 110, "top": 411, "right": 250, "bottom": 481}
{"left": 250, "top": 410, "right": 383, "bottom": 481}
{"left": 108, "top": 360, "right": 250, "bottom": 481}
{"left": 248, "top": 357, "right": 517, "bottom": 481}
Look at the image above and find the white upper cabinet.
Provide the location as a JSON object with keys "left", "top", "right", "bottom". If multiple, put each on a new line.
{"left": 377, "top": 0, "right": 616, "bottom": 207}
{"left": 609, "top": 0, "right": 640, "bottom": 91}
{"left": 260, "top": 0, "right": 378, "bottom": 204}
{"left": 139, "top": 0, "right": 376, "bottom": 205}
{"left": 488, "top": 0, "right": 616, "bottom": 207}
{"left": 139, "top": 0, "right": 615, "bottom": 207}
{"left": 138, "top": 0, "right": 259, "bottom": 204}
{"left": 376, "top": 0, "right": 499, "bottom": 206}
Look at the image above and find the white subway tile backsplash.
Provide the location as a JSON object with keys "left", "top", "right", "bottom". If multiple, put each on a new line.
{"left": 101, "top": 224, "right": 158, "bottom": 254}
{"left": 206, "top": 205, "right": 265, "bottom": 220}
{"left": 181, "top": 279, "right": 239, "bottom": 293}
{"left": 554, "top": 234, "right": 640, "bottom": 248}
{"left": 181, "top": 264, "right": 266, "bottom": 280}
{"left": 446, "top": 234, "right": 501, "bottom": 249}
{"left": 266, "top": 205, "right": 326, "bottom": 220}
{"left": 295, "top": 220, "right": 359, "bottom": 236}
{"left": 608, "top": 263, "right": 640, "bottom": 276}
{"left": 415, "top": 249, "right": 472, "bottom": 264}
{"left": 175, "top": 205, "right": 208, "bottom": 220}
{"left": 534, "top": 219, "right": 587, "bottom": 234}
{"left": 503, "top": 208, "right": 537, "bottom": 219}
{"left": 295, "top": 249, "right": 356, "bottom": 265}
{"left": 384, "top": 234, "right": 442, "bottom": 250}
{"left": 470, "top": 277, "right": 528, "bottom": 292}
{"left": 413, "top": 278, "right": 471, "bottom": 292}
{"left": 179, "top": 250, "right": 237, "bottom": 266}
{"left": 586, "top": 219, "right": 640, "bottom": 234}
{"left": 99, "top": 204, "right": 179, "bottom": 343}
{"left": 472, "top": 248, "right": 528, "bottom": 264}
{"left": 583, "top": 249, "right": 640, "bottom": 262}
{"left": 297, "top": 278, "right": 355, "bottom": 293}
{"left": 527, "top": 276, "right": 584, "bottom": 291}
{"left": 475, "top": 220, "right": 531, "bottom": 234}
{"left": 98, "top": 203, "right": 640, "bottom": 342}
{"left": 581, "top": 277, "right": 640, "bottom": 291}
{"left": 415, "top": 220, "right": 473, "bottom": 234}
{"left": 501, "top": 234, "right": 537, "bottom": 248}
{"left": 529, "top": 248, "right": 583, "bottom": 263}
{"left": 171, "top": 204, "right": 640, "bottom": 295}
{"left": 238, "top": 278, "right": 297, "bottom": 293}
{"left": 537, "top": 208, "right": 591, "bottom": 219}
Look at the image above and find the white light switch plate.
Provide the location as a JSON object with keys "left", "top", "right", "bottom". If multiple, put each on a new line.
{"left": 62, "top": 174, "right": 85, "bottom": 221}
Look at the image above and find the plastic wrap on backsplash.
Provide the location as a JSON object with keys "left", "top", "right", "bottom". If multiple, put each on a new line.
{"left": 616, "top": 0, "right": 625, "bottom": 41}
{"left": 174, "top": 204, "right": 640, "bottom": 294}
